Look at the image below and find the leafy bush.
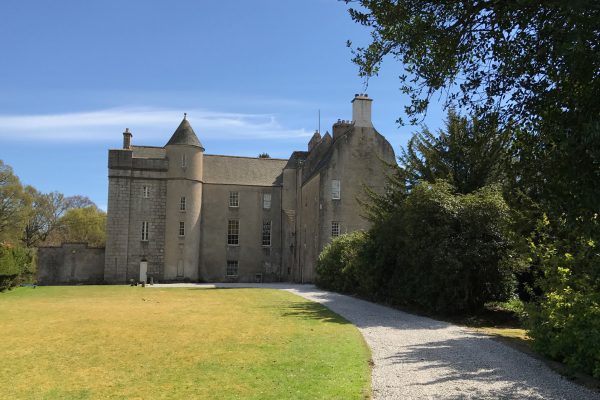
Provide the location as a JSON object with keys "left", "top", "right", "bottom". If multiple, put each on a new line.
{"left": 316, "top": 181, "right": 517, "bottom": 314}
{"left": 315, "top": 231, "right": 368, "bottom": 293}
{"left": 0, "top": 244, "right": 36, "bottom": 291}
{"left": 526, "top": 215, "right": 600, "bottom": 378}
{"left": 389, "top": 181, "right": 516, "bottom": 313}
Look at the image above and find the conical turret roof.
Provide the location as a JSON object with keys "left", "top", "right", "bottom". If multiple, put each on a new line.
{"left": 165, "top": 115, "right": 204, "bottom": 149}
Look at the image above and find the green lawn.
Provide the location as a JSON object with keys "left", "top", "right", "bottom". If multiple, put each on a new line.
{"left": 0, "top": 286, "right": 371, "bottom": 399}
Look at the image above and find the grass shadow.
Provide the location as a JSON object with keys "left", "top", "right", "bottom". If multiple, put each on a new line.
{"left": 278, "top": 300, "right": 351, "bottom": 325}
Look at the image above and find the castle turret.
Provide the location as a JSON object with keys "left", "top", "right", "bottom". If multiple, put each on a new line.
{"left": 164, "top": 114, "right": 204, "bottom": 281}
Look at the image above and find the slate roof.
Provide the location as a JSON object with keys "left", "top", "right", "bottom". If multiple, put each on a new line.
{"left": 165, "top": 117, "right": 204, "bottom": 149}
{"left": 203, "top": 155, "right": 287, "bottom": 186}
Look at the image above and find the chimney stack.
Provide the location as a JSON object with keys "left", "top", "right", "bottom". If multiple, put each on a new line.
{"left": 123, "top": 128, "right": 132, "bottom": 149}
{"left": 351, "top": 93, "right": 373, "bottom": 127}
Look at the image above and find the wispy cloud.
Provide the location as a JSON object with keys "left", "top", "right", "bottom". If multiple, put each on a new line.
{"left": 0, "top": 107, "right": 312, "bottom": 142}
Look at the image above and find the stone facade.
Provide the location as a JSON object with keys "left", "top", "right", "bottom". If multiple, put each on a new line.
{"left": 104, "top": 94, "right": 395, "bottom": 283}
{"left": 38, "top": 243, "right": 105, "bottom": 285}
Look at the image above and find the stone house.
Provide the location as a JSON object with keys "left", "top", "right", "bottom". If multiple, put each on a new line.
{"left": 104, "top": 94, "right": 395, "bottom": 283}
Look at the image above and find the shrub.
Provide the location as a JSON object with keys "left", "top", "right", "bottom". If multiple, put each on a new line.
{"left": 389, "top": 181, "right": 516, "bottom": 314}
{"left": 526, "top": 214, "right": 600, "bottom": 378}
{"left": 316, "top": 181, "right": 517, "bottom": 315}
{"left": 0, "top": 244, "right": 36, "bottom": 291}
{"left": 315, "top": 231, "right": 368, "bottom": 293}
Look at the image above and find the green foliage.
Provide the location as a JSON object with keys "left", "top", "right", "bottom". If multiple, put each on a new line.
{"left": 400, "top": 110, "right": 510, "bottom": 194}
{"left": 0, "top": 159, "right": 100, "bottom": 248}
{"left": 346, "top": 1, "right": 600, "bottom": 129}
{"left": 392, "top": 182, "right": 516, "bottom": 313}
{"left": 0, "top": 245, "right": 36, "bottom": 291}
{"left": 0, "top": 160, "right": 26, "bottom": 243}
{"left": 258, "top": 153, "right": 271, "bottom": 158}
{"left": 526, "top": 214, "right": 600, "bottom": 378}
{"left": 351, "top": 112, "right": 519, "bottom": 314}
{"left": 318, "top": 182, "right": 517, "bottom": 314}
{"left": 54, "top": 206, "right": 107, "bottom": 247}
{"left": 347, "top": 1, "right": 600, "bottom": 376}
{"left": 21, "top": 188, "right": 72, "bottom": 247}
{"left": 315, "top": 231, "right": 368, "bottom": 294}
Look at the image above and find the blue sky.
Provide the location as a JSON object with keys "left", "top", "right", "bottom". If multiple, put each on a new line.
{"left": 0, "top": 0, "right": 446, "bottom": 210}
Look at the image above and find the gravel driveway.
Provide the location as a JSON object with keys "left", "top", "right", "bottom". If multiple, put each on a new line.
{"left": 153, "top": 283, "right": 600, "bottom": 399}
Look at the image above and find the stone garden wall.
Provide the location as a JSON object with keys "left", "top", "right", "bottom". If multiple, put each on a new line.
{"left": 37, "top": 243, "right": 105, "bottom": 285}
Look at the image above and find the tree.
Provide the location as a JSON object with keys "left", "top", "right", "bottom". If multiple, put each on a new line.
{"left": 64, "top": 195, "right": 95, "bottom": 209}
{"left": 258, "top": 153, "right": 271, "bottom": 158}
{"left": 400, "top": 110, "right": 510, "bottom": 194}
{"left": 347, "top": 1, "right": 600, "bottom": 375}
{"left": 0, "top": 161, "right": 26, "bottom": 244}
{"left": 347, "top": 1, "right": 600, "bottom": 127}
{"left": 21, "top": 189, "right": 70, "bottom": 247}
{"left": 346, "top": 0, "right": 600, "bottom": 214}
{"left": 55, "top": 206, "right": 107, "bottom": 247}
{"left": 363, "top": 110, "right": 510, "bottom": 223}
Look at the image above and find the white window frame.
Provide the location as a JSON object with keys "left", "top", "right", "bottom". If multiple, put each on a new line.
{"left": 263, "top": 193, "right": 272, "bottom": 209}
{"left": 331, "top": 221, "right": 340, "bottom": 237}
{"left": 227, "top": 219, "right": 239, "bottom": 245}
{"left": 179, "top": 221, "right": 185, "bottom": 237}
{"left": 226, "top": 260, "right": 238, "bottom": 277}
{"left": 262, "top": 220, "right": 271, "bottom": 246}
{"left": 331, "top": 180, "right": 341, "bottom": 200}
{"left": 143, "top": 186, "right": 150, "bottom": 198}
{"left": 180, "top": 196, "right": 186, "bottom": 211}
{"left": 141, "top": 221, "right": 149, "bottom": 241}
{"left": 229, "top": 191, "right": 239, "bottom": 208}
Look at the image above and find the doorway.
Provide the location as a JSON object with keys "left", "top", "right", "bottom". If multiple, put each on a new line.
{"left": 139, "top": 261, "right": 148, "bottom": 283}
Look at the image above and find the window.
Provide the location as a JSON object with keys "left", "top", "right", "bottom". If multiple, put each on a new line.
{"left": 331, "top": 221, "right": 340, "bottom": 237}
{"left": 227, "top": 219, "right": 239, "bottom": 245}
{"left": 141, "top": 221, "right": 149, "bottom": 241}
{"left": 179, "top": 221, "right": 185, "bottom": 237}
{"left": 229, "top": 191, "right": 239, "bottom": 207}
{"left": 181, "top": 153, "right": 187, "bottom": 168}
{"left": 143, "top": 186, "right": 150, "bottom": 198}
{"left": 262, "top": 220, "right": 271, "bottom": 246}
{"left": 331, "top": 180, "right": 341, "bottom": 200}
{"left": 226, "top": 260, "right": 238, "bottom": 276}
{"left": 180, "top": 196, "right": 186, "bottom": 211}
{"left": 263, "top": 193, "right": 271, "bottom": 209}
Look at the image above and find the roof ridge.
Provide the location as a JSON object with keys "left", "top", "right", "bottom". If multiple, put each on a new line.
{"left": 204, "top": 154, "right": 288, "bottom": 161}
